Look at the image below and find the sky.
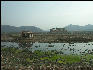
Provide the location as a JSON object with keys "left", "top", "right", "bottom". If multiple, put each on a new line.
{"left": 1, "top": 1, "right": 93, "bottom": 30}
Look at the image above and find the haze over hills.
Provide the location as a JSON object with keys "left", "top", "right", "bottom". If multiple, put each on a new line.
{"left": 1, "top": 25, "right": 44, "bottom": 33}
{"left": 1, "top": 24, "right": 93, "bottom": 33}
{"left": 64, "top": 24, "right": 93, "bottom": 31}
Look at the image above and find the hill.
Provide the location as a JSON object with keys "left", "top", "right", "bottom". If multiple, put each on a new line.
{"left": 1, "top": 25, "right": 44, "bottom": 33}
{"left": 64, "top": 24, "right": 93, "bottom": 31}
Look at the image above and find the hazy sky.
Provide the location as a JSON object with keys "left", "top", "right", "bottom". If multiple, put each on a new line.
{"left": 1, "top": 1, "right": 93, "bottom": 30}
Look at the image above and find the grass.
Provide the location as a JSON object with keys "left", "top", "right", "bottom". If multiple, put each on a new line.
{"left": 1, "top": 47, "right": 93, "bottom": 67}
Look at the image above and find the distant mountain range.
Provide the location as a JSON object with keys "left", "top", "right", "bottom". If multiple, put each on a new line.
{"left": 65, "top": 24, "right": 93, "bottom": 31}
{"left": 1, "top": 24, "right": 93, "bottom": 33}
{"left": 1, "top": 25, "right": 44, "bottom": 33}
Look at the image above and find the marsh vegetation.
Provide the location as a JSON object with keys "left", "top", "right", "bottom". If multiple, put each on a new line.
{"left": 1, "top": 47, "right": 93, "bottom": 70}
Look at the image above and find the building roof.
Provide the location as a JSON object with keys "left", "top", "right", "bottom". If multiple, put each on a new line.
{"left": 22, "top": 31, "right": 33, "bottom": 34}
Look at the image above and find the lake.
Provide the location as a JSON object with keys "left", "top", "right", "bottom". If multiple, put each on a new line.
{"left": 1, "top": 42, "right": 93, "bottom": 55}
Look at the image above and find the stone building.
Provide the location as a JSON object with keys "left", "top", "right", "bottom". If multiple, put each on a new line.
{"left": 21, "top": 31, "right": 33, "bottom": 39}
{"left": 50, "top": 28, "right": 68, "bottom": 34}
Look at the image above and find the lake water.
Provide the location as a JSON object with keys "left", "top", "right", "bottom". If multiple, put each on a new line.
{"left": 1, "top": 42, "right": 93, "bottom": 55}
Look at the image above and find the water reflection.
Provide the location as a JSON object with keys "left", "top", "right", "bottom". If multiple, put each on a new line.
{"left": 1, "top": 42, "right": 93, "bottom": 55}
